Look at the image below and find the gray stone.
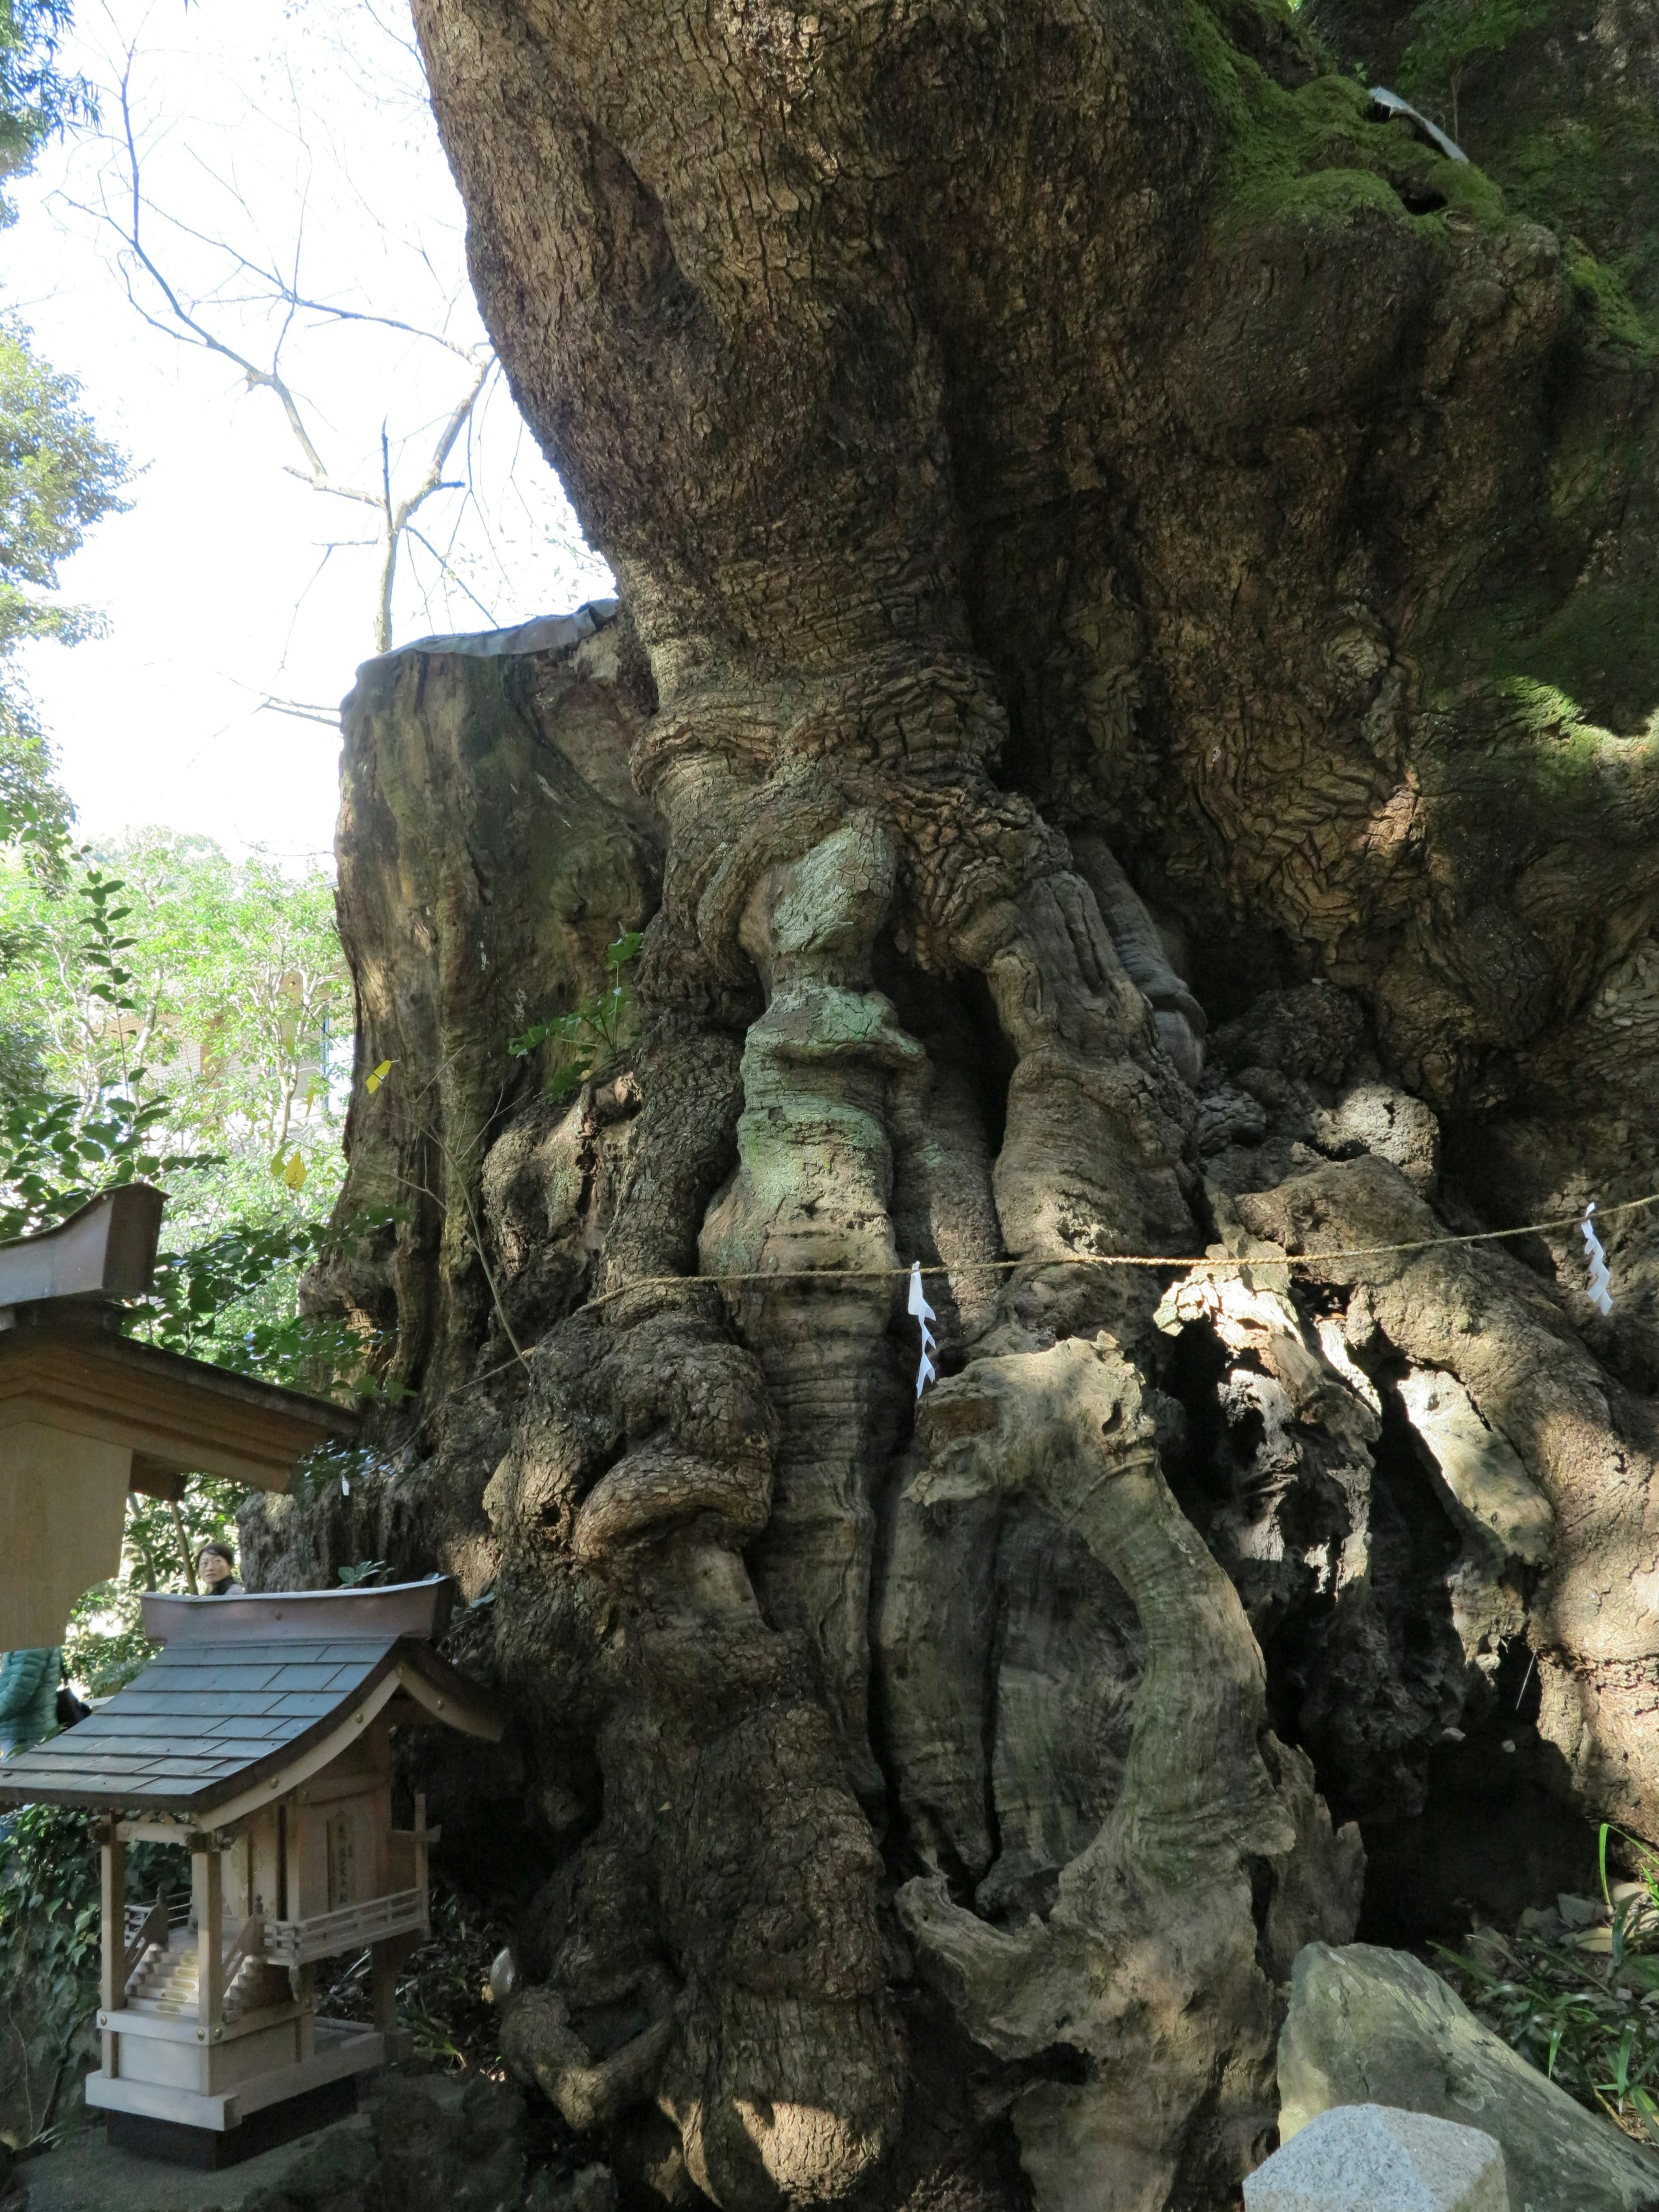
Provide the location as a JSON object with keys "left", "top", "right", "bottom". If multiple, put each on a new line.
{"left": 566, "top": 2165, "right": 617, "bottom": 2212}
{"left": 1280, "top": 1944, "right": 1659, "bottom": 2212}
{"left": 16, "top": 2071, "right": 541, "bottom": 2212}
{"left": 1245, "top": 2103, "right": 1510, "bottom": 2212}
{"left": 524, "top": 2163, "right": 617, "bottom": 2212}
{"left": 16, "top": 2110, "right": 377, "bottom": 2212}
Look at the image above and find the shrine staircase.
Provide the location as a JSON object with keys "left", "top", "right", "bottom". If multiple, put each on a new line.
{"left": 123, "top": 1898, "right": 270, "bottom": 2022}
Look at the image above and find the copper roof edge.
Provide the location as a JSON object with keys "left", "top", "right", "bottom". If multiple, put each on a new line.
{"left": 142, "top": 1576, "right": 458, "bottom": 1645}
{"left": 0, "top": 1184, "right": 164, "bottom": 1305}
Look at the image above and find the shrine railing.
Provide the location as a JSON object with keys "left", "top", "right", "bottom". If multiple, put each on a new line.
{"left": 261, "top": 1887, "right": 427, "bottom": 1967}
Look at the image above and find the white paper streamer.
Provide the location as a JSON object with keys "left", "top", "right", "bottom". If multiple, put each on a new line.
{"left": 908, "top": 1262, "right": 938, "bottom": 1398}
{"left": 1582, "top": 1201, "right": 1614, "bottom": 1316}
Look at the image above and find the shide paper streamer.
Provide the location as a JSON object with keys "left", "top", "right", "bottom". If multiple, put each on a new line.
{"left": 908, "top": 1262, "right": 938, "bottom": 1398}
{"left": 1582, "top": 1202, "right": 1614, "bottom": 1316}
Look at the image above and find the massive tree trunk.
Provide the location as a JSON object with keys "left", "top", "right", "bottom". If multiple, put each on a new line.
{"left": 249, "top": 5, "right": 1659, "bottom": 2207}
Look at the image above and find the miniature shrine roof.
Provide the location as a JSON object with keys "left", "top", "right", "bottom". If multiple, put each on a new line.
{"left": 0, "top": 1579, "right": 500, "bottom": 1818}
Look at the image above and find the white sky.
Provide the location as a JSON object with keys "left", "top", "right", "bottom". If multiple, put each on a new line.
{"left": 3, "top": 0, "right": 612, "bottom": 863}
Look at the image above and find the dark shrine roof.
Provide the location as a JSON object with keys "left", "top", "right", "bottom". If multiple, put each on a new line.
{"left": 0, "top": 1580, "right": 499, "bottom": 1817}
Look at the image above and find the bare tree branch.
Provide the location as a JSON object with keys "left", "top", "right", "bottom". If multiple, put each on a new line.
{"left": 404, "top": 521, "right": 499, "bottom": 628}
{"left": 67, "top": 28, "right": 500, "bottom": 656}
{"left": 255, "top": 697, "right": 342, "bottom": 728}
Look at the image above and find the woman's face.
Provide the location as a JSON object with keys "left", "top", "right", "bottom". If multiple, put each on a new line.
{"left": 197, "top": 1550, "right": 233, "bottom": 1589}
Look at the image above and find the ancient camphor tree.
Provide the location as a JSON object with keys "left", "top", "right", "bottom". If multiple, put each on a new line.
{"left": 247, "top": 3, "right": 1659, "bottom": 2206}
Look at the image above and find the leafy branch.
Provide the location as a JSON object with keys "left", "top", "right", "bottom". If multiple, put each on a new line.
{"left": 1438, "top": 1823, "right": 1659, "bottom": 2146}
{"left": 509, "top": 932, "right": 643, "bottom": 1099}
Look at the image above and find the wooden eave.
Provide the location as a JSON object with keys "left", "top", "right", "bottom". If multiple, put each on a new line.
{"left": 0, "top": 1314, "right": 356, "bottom": 1490}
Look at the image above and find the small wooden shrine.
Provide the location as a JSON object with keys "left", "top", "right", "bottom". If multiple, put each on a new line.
{"left": 0, "top": 1184, "right": 357, "bottom": 1646}
{"left": 0, "top": 1577, "right": 501, "bottom": 2166}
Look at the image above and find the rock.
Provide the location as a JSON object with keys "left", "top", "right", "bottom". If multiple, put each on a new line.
{"left": 1279, "top": 1943, "right": 1659, "bottom": 2212}
{"left": 525, "top": 2162, "right": 617, "bottom": 2212}
{"left": 1245, "top": 2103, "right": 1509, "bottom": 2211}
{"left": 15, "top": 2107, "right": 377, "bottom": 2212}
{"left": 567, "top": 2165, "right": 617, "bottom": 2212}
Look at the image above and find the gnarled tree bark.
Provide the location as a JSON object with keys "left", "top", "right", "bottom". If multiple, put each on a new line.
{"left": 247, "top": 3, "right": 1659, "bottom": 2205}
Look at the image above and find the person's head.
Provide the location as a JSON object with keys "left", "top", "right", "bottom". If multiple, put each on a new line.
{"left": 197, "top": 1541, "right": 236, "bottom": 1590}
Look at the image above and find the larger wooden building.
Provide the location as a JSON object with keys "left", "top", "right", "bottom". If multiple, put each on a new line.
{"left": 0, "top": 1185, "right": 358, "bottom": 1646}
{"left": 0, "top": 1577, "right": 501, "bottom": 2166}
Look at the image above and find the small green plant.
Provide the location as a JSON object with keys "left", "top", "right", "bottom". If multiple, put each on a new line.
{"left": 1438, "top": 1825, "right": 1659, "bottom": 2146}
{"left": 337, "top": 1557, "right": 390, "bottom": 1587}
{"left": 315, "top": 1878, "right": 512, "bottom": 2072}
{"left": 1399, "top": 0, "right": 1548, "bottom": 143}
{"left": 509, "top": 932, "right": 643, "bottom": 1100}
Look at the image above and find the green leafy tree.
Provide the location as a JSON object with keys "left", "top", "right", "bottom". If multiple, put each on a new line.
{"left": 0, "top": 0, "right": 126, "bottom": 862}
{"left": 0, "top": 0, "right": 89, "bottom": 194}
{"left": 0, "top": 318, "right": 126, "bottom": 656}
{"left": 0, "top": 316, "right": 128, "bottom": 859}
{"left": 1400, "top": 0, "right": 1550, "bottom": 143}
{"left": 0, "top": 833, "right": 398, "bottom": 1692}
{"left": 0, "top": 830, "right": 363, "bottom": 1359}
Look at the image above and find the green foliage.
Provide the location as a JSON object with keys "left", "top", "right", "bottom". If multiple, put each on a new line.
{"left": 0, "top": 1082, "right": 181, "bottom": 1241}
{"left": 1567, "top": 252, "right": 1659, "bottom": 364}
{"left": 0, "top": 1802, "right": 100, "bottom": 2145}
{"left": 0, "top": 707, "right": 69, "bottom": 864}
{"left": 0, "top": 858, "right": 194, "bottom": 1239}
{"left": 1439, "top": 1827, "right": 1659, "bottom": 2148}
{"left": 0, "top": 0, "right": 90, "bottom": 193}
{"left": 0, "top": 833, "right": 353, "bottom": 1247}
{"left": 0, "top": 828, "right": 408, "bottom": 1694}
{"left": 1497, "top": 105, "right": 1659, "bottom": 327}
{"left": 63, "top": 1474, "right": 252, "bottom": 1696}
{"left": 1400, "top": 0, "right": 1548, "bottom": 139}
{"left": 0, "top": 841, "right": 390, "bottom": 1395}
{"left": 336, "top": 1557, "right": 389, "bottom": 1587}
{"left": 509, "top": 931, "right": 643, "bottom": 1099}
{"left": 0, "top": 1804, "right": 183, "bottom": 2148}
{"left": 0, "top": 316, "right": 129, "bottom": 866}
{"left": 0, "top": 318, "right": 128, "bottom": 654}
{"left": 1180, "top": 2, "right": 1501, "bottom": 239}
{"left": 316, "top": 1879, "right": 512, "bottom": 2072}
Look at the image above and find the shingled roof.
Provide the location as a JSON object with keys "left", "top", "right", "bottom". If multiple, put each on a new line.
{"left": 0, "top": 1579, "right": 500, "bottom": 1818}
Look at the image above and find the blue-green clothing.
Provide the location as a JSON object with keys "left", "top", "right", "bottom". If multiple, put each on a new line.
{"left": 0, "top": 1646, "right": 60, "bottom": 1757}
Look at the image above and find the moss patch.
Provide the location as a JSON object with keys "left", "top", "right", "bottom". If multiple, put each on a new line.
{"left": 1182, "top": 0, "right": 1504, "bottom": 236}
{"left": 1316, "top": 0, "right": 1659, "bottom": 324}
{"left": 1567, "top": 252, "right": 1659, "bottom": 365}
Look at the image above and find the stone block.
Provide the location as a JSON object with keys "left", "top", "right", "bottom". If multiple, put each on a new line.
{"left": 1244, "top": 2103, "right": 1509, "bottom": 2211}
{"left": 1279, "top": 1943, "right": 1659, "bottom": 2212}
